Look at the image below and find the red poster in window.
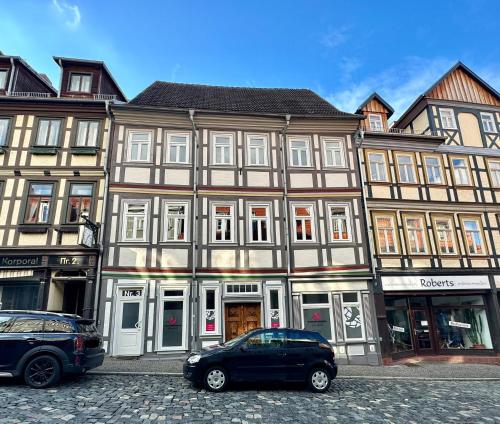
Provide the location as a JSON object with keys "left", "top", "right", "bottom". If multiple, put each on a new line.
{"left": 167, "top": 316, "right": 177, "bottom": 325}
{"left": 206, "top": 323, "right": 215, "bottom": 332}
{"left": 271, "top": 322, "right": 280, "bottom": 328}
{"left": 312, "top": 312, "right": 321, "bottom": 321}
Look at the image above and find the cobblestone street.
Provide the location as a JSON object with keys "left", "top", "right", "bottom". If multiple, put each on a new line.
{"left": 1, "top": 375, "right": 499, "bottom": 423}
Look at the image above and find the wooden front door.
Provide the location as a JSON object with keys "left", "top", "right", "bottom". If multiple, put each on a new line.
{"left": 224, "top": 303, "right": 261, "bottom": 341}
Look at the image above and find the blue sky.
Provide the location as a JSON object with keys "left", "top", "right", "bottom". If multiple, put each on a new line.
{"left": 1, "top": 0, "right": 499, "bottom": 119}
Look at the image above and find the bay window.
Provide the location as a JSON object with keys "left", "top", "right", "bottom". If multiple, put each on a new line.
{"left": 212, "top": 204, "right": 235, "bottom": 242}
{"left": 122, "top": 201, "right": 148, "bottom": 242}
{"left": 292, "top": 204, "right": 315, "bottom": 242}
{"left": 25, "top": 183, "right": 54, "bottom": 224}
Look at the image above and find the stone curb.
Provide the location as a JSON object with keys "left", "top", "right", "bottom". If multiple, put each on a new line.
{"left": 87, "top": 371, "right": 500, "bottom": 381}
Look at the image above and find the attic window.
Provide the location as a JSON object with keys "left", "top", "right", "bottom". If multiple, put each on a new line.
{"left": 0, "top": 69, "right": 7, "bottom": 90}
{"left": 368, "top": 114, "right": 383, "bottom": 131}
{"left": 69, "top": 73, "right": 92, "bottom": 93}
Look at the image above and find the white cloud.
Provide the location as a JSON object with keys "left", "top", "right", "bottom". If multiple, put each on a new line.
{"left": 321, "top": 26, "right": 350, "bottom": 49}
{"left": 326, "top": 57, "right": 456, "bottom": 120}
{"left": 52, "top": 0, "right": 81, "bottom": 29}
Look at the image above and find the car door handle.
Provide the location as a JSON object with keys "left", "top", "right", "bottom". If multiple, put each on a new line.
{"left": 25, "top": 338, "right": 37, "bottom": 344}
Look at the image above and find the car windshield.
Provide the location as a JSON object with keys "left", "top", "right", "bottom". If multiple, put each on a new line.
{"left": 223, "top": 329, "right": 259, "bottom": 348}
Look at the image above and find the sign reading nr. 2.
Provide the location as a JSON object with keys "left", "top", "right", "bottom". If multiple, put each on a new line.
{"left": 48, "top": 256, "right": 94, "bottom": 267}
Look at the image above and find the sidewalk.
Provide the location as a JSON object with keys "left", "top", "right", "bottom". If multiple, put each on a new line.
{"left": 90, "top": 357, "right": 500, "bottom": 380}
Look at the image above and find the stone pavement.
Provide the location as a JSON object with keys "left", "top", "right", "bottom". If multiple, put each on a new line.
{"left": 1, "top": 374, "right": 499, "bottom": 423}
{"left": 92, "top": 357, "right": 500, "bottom": 379}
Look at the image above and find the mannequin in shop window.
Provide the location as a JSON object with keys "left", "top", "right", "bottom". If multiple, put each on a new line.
{"left": 436, "top": 310, "right": 464, "bottom": 349}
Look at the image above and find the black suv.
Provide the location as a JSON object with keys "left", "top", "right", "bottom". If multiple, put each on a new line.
{"left": 0, "top": 310, "right": 105, "bottom": 388}
{"left": 184, "top": 328, "right": 337, "bottom": 392}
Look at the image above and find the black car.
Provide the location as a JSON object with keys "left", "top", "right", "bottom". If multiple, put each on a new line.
{"left": 0, "top": 310, "right": 105, "bottom": 388}
{"left": 184, "top": 328, "right": 337, "bottom": 393}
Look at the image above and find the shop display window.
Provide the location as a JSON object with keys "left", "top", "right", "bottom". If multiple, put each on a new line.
{"left": 386, "top": 309, "right": 413, "bottom": 354}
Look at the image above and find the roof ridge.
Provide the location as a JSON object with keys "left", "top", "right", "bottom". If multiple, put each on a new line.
{"left": 151, "top": 80, "right": 314, "bottom": 92}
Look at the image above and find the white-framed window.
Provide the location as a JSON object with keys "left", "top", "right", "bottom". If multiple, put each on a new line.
{"left": 396, "top": 153, "right": 417, "bottom": 184}
{"left": 0, "top": 69, "right": 7, "bottom": 89}
{"left": 480, "top": 112, "right": 496, "bottom": 133}
{"left": 433, "top": 216, "right": 457, "bottom": 255}
{"left": 367, "top": 152, "right": 388, "bottom": 182}
{"left": 163, "top": 201, "right": 189, "bottom": 242}
{"left": 69, "top": 73, "right": 92, "bottom": 93}
{"left": 488, "top": 160, "right": 500, "bottom": 188}
{"left": 424, "top": 155, "right": 444, "bottom": 184}
{"left": 211, "top": 203, "right": 235, "bottom": 243}
{"left": 461, "top": 217, "right": 486, "bottom": 255}
{"left": 374, "top": 214, "right": 398, "bottom": 254}
{"left": 322, "top": 137, "right": 346, "bottom": 167}
{"left": 292, "top": 204, "right": 316, "bottom": 242}
{"left": 289, "top": 137, "right": 311, "bottom": 167}
{"left": 265, "top": 284, "right": 285, "bottom": 328}
{"left": 212, "top": 133, "right": 234, "bottom": 165}
{"left": 301, "top": 293, "right": 334, "bottom": 342}
{"left": 0, "top": 118, "right": 11, "bottom": 146}
{"left": 201, "top": 284, "right": 221, "bottom": 335}
{"left": 127, "top": 130, "right": 152, "bottom": 162}
{"left": 248, "top": 204, "right": 271, "bottom": 243}
{"left": 341, "top": 292, "right": 365, "bottom": 341}
{"left": 224, "top": 282, "right": 261, "bottom": 296}
{"left": 246, "top": 134, "right": 268, "bottom": 166}
{"left": 166, "top": 132, "right": 190, "bottom": 164}
{"left": 451, "top": 157, "right": 471, "bottom": 185}
{"left": 76, "top": 121, "right": 99, "bottom": 147}
{"left": 439, "top": 108, "right": 457, "bottom": 129}
{"left": 368, "top": 114, "right": 384, "bottom": 131}
{"left": 157, "top": 284, "right": 189, "bottom": 351}
{"left": 35, "top": 119, "right": 61, "bottom": 146}
{"left": 122, "top": 201, "right": 148, "bottom": 242}
{"left": 404, "top": 215, "right": 428, "bottom": 254}
{"left": 328, "top": 203, "right": 352, "bottom": 242}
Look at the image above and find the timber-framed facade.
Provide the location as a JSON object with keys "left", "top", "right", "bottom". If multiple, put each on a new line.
{"left": 357, "top": 62, "right": 500, "bottom": 362}
{"left": 0, "top": 53, "right": 125, "bottom": 319}
{"left": 100, "top": 83, "right": 379, "bottom": 364}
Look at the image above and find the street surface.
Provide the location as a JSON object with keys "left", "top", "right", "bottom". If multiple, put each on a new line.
{"left": 0, "top": 375, "right": 499, "bottom": 423}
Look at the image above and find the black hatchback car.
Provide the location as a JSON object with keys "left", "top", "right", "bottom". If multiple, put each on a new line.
{"left": 0, "top": 310, "right": 105, "bottom": 388}
{"left": 184, "top": 328, "right": 337, "bottom": 392}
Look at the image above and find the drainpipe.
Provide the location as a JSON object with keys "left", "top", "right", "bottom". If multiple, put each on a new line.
{"left": 279, "top": 114, "right": 292, "bottom": 326}
{"left": 189, "top": 109, "right": 199, "bottom": 350}
{"left": 93, "top": 100, "right": 112, "bottom": 323}
{"left": 355, "top": 128, "right": 382, "bottom": 363}
{"left": 57, "top": 58, "right": 63, "bottom": 98}
{"left": 7, "top": 58, "right": 15, "bottom": 94}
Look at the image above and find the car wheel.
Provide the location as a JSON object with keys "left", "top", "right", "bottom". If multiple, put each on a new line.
{"left": 308, "top": 368, "right": 331, "bottom": 393}
{"left": 204, "top": 366, "right": 228, "bottom": 392}
{"left": 24, "top": 355, "right": 61, "bottom": 389}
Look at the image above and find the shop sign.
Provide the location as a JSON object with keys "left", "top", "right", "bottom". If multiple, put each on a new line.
{"left": 382, "top": 275, "right": 490, "bottom": 291}
{"left": 449, "top": 321, "right": 471, "bottom": 329}
{"left": 0, "top": 255, "right": 44, "bottom": 268}
{"left": 48, "top": 256, "right": 93, "bottom": 267}
{"left": 392, "top": 325, "right": 405, "bottom": 333}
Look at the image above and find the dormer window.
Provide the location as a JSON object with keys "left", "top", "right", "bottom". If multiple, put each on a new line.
{"left": 368, "top": 114, "right": 383, "bottom": 131}
{"left": 0, "top": 69, "right": 7, "bottom": 89}
{"left": 69, "top": 73, "right": 92, "bottom": 93}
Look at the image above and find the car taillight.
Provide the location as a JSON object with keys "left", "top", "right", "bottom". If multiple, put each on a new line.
{"left": 75, "top": 336, "right": 84, "bottom": 353}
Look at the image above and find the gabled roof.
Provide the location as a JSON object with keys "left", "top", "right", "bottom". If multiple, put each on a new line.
{"left": 129, "top": 81, "right": 360, "bottom": 118}
{"left": 53, "top": 56, "right": 127, "bottom": 101}
{"left": 395, "top": 61, "right": 500, "bottom": 127}
{"left": 0, "top": 53, "right": 57, "bottom": 95}
{"left": 355, "top": 92, "right": 394, "bottom": 118}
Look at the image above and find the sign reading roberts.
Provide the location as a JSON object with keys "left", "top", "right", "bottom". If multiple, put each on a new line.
{"left": 382, "top": 275, "right": 490, "bottom": 291}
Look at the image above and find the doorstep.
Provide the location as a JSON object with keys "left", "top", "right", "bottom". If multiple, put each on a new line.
{"left": 385, "top": 354, "right": 500, "bottom": 366}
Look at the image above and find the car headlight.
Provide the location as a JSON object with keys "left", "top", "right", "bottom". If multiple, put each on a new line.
{"left": 187, "top": 354, "right": 201, "bottom": 364}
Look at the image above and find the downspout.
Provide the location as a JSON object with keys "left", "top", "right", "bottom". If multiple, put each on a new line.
{"left": 189, "top": 109, "right": 199, "bottom": 350}
{"left": 355, "top": 128, "right": 382, "bottom": 363}
{"left": 57, "top": 58, "right": 63, "bottom": 98}
{"left": 279, "top": 114, "right": 292, "bottom": 326}
{"left": 7, "top": 58, "right": 15, "bottom": 94}
{"left": 93, "top": 100, "right": 112, "bottom": 322}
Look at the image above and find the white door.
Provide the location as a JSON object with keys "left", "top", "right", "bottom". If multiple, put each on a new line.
{"left": 114, "top": 287, "right": 145, "bottom": 356}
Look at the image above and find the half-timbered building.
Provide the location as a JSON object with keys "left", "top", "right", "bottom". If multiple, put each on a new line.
{"left": 0, "top": 53, "right": 125, "bottom": 318}
{"left": 357, "top": 62, "right": 500, "bottom": 362}
{"left": 100, "top": 82, "right": 379, "bottom": 364}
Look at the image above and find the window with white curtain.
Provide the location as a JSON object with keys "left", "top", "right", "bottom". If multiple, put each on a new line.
{"left": 289, "top": 138, "right": 311, "bottom": 167}
{"left": 439, "top": 108, "right": 457, "bottom": 129}
{"left": 76, "top": 121, "right": 99, "bottom": 147}
{"left": 127, "top": 130, "right": 152, "bottom": 162}
{"left": 451, "top": 157, "right": 471, "bottom": 185}
{"left": 488, "top": 161, "right": 500, "bottom": 187}
{"left": 212, "top": 133, "right": 234, "bottom": 165}
{"left": 396, "top": 154, "right": 417, "bottom": 183}
{"left": 35, "top": 119, "right": 61, "bottom": 146}
{"left": 166, "top": 133, "right": 189, "bottom": 163}
{"left": 323, "top": 138, "right": 345, "bottom": 167}
{"left": 247, "top": 134, "right": 268, "bottom": 166}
